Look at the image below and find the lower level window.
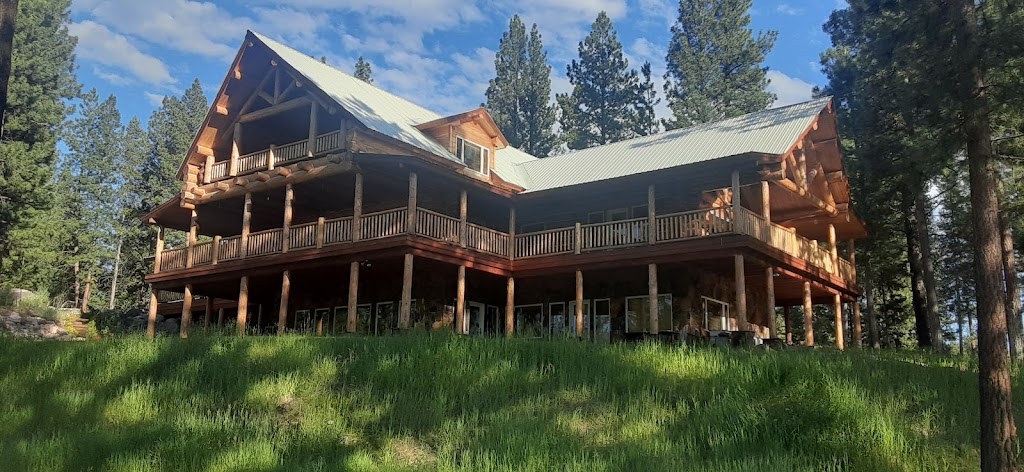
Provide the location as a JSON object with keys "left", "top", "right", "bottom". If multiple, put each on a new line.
{"left": 625, "top": 294, "right": 673, "bottom": 333}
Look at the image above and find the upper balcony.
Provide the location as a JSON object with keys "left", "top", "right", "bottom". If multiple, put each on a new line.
{"left": 155, "top": 204, "right": 856, "bottom": 285}
{"left": 204, "top": 130, "right": 345, "bottom": 184}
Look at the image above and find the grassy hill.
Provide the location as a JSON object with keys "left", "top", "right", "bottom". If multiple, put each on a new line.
{"left": 0, "top": 335, "right": 1018, "bottom": 471}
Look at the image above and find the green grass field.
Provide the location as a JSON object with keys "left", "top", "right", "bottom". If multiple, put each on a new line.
{"left": 0, "top": 334, "right": 1019, "bottom": 471}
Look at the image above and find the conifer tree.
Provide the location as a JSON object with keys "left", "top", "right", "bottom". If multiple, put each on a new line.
{"left": 558, "top": 12, "right": 640, "bottom": 150}
{"left": 634, "top": 61, "right": 660, "bottom": 137}
{"left": 663, "top": 0, "right": 776, "bottom": 128}
{"left": 0, "top": 0, "right": 77, "bottom": 279}
{"left": 354, "top": 56, "right": 372, "bottom": 83}
{"left": 486, "top": 16, "right": 557, "bottom": 157}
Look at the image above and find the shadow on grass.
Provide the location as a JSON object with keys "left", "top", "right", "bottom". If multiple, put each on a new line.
{"left": 0, "top": 334, "right": 1017, "bottom": 471}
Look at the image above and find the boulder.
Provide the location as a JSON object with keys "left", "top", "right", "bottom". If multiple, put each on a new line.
{"left": 39, "top": 324, "right": 61, "bottom": 338}
{"left": 7, "top": 313, "right": 21, "bottom": 322}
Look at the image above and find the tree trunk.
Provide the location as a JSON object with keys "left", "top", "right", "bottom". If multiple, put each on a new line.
{"left": 81, "top": 268, "right": 92, "bottom": 313}
{"left": 866, "top": 276, "right": 879, "bottom": 348}
{"left": 108, "top": 238, "right": 122, "bottom": 310}
{"left": 904, "top": 188, "right": 932, "bottom": 348}
{"left": 956, "top": 286, "right": 965, "bottom": 356}
{"left": 73, "top": 259, "right": 80, "bottom": 307}
{"left": 0, "top": 0, "right": 18, "bottom": 134}
{"left": 957, "top": 0, "right": 1019, "bottom": 466}
{"left": 916, "top": 187, "right": 943, "bottom": 351}
{"left": 998, "top": 195, "right": 1023, "bottom": 360}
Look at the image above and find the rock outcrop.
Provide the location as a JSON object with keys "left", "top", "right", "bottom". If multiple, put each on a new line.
{"left": 0, "top": 312, "right": 84, "bottom": 341}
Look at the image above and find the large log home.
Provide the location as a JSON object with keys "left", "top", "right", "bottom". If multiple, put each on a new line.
{"left": 143, "top": 31, "right": 867, "bottom": 348}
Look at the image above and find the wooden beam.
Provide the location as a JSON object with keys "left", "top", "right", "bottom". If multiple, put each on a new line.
{"left": 459, "top": 189, "right": 468, "bottom": 248}
{"left": 147, "top": 288, "right": 158, "bottom": 339}
{"left": 575, "top": 269, "right": 584, "bottom": 337}
{"left": 828, "top": 223, "right": 838, "bottom": 274}
{"left": 803, "top": 281, "right": 814, "bottom": 346}
{"left": 773, "top": 178, "right": 839, "bottom": 216}
{"left": 230, "top": 122, "right": 241, "bottom": 177}
{"left": 307, "top": 102, "right": 318, "bottom": 156}
{"left": 256, "top": 90, "right": 275, "bottom": 106}
{"left": 648, "top": 184, "right": 656, "bottom": 245}
{"left": 180, "top": 284, "right": 193, "bottom": 339}
{"left": 731, "top": 170, "right": 741, "bottom": 219}
{"left": 399, "top": 253, "right": 413, "bottom": 329}
{"left": 766, "top": 266, "right": 776, "bottom": 338}
{"left": 237, "top": 276, "right": 249, "bottom": 336}
{"left": 347, "top": 261, "right": 359, "bottom": 332}
{"left": 407, "top": 172, "right": 417, "bottom": 233}
{"left": 834, "top": 294, "right": 845, "bottom": 351}
{"left": 352, "top": 172, "right": 363, "bottom": 241}
{"left": 735, "top": 254, "right": 748, "bottom": 331}
{"left": 508, "top": 207, "right": 516, "bottom": 261}
{"left": 505, "top": 276, "right": 514, "bottom": 337}
{"left": 648, "top": 263, "right": 658, "bottom": 334}
{"left": 239, "top": 96, "right": 311, "bottom": 124}
{"left": 277, "top": 270, "right": 290, "bottom": 335}
{"left": 282, "top": 184, "right": 293, "bottom": 252}
{"left": 761, "top": 180, "right": 771, "bottom": 221}
{"left": 153, "top": 227, "right": 164, "bottom": 273}
{"left": 455, "top": 265, "right": 466, "bottom": 334}
{"left": 240, "top": 193, "right": 252, "bottom": 259}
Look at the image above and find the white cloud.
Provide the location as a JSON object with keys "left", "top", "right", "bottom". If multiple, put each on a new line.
{"left": 776, "top": 4, "right": 804, "bottom": 15}
{"left": 144, "top": 92, "right": 165, "bottom": 107}
{"left": 69, "top": 21, "right": 176, "bottom": 87}
{"left": 766, "top": 70, "right": 816, "bottom": 108}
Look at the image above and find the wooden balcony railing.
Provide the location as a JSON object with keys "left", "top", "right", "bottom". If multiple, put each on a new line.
{"left": 156, "top": 205, "right": 855, "bottom": 285}
{"left": 205, "top": 131, "right": 346, "bottom": 184}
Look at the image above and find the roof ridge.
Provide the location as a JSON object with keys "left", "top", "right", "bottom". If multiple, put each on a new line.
{"left": 249, "top": 30, "right": 443, "bottom": 120}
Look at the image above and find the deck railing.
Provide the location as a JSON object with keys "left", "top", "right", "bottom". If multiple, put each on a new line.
{"left": 467, "top": 223, "right": 510, "bottom": 257}
{"left": 416, "top": 209, "right": 461, "bottom": 244}
{"left": 516, "top": 227, "right": 575, "bottom": 259}
{"left": 360, "top": 208, "right": 407, "bottom": 241}
{"left": 581, "top": 217, "right": 648, "bottom": 250}
{"left": 157, "top": 204, "right": 854, "bottom": 283}
{"left": 289, "top": 222, "right": 318, "bottom": 250}
{"left": 324, "top": 217, "right": 353, "bottom": 245}
{"left": 247, "top": 229, "right": 282, "bottom": 257}
{"left": 205, "top": 131, "right": 346, "bottom": 183}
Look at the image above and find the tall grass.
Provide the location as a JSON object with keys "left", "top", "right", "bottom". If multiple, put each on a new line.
{"left": 0, "top": 334, "right": 1018, "bottom": 471}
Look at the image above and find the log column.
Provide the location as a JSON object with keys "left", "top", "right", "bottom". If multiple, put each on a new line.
{"left": 153, "top": 227, "right": 164, "bottom": 273}
{"left": 648, "top": 263, "right": 659, "bottom": 334}
{"left": 204, "top": 297, "right": 214, "bottom": 331}
{"left": 735, "top": 255, "right": 748, "bottom": 331}
{"left": 307, "top": 103, "right": 318, "bottom": 156}
{"left": 849, "top": 240, "right": 862, "bottom": 347}
{"left": 459, "top": 190, "right": 468, "bottom": 248}
{"left": 346, "top": 261, "right": 359, "bottom": 332}
{"left": 399, "top": 254, "right": 414, "bottom": 329}
{"left": 282, "top": 184, "right": 293, "bottom": 253}
{"left": 803, "top": 281, "right": 814, "bottom": 346}
{"left": 352, "top": 173, "right": 363, "bottom": 241}
{"left": 508, "top": 207, "right": 516, "bottom": 261}
{"left": 765, "top": 266, "right": 776, "bottom": 338}
{"left": 407, "top": 172, "right": 417, "bottom": 234}
{"left": 230, "top": 123, "right": 241, "bottom": 177}
{"left": 647, "top": 184, "right": 656, "bottom": 245}
{"left": 784, "top": 306, "right": 792, "bottom": 344}
{"left": 505, "top": 276, "right": 515, "bottom": 337}
{"left": 834, "top": 293, "right": 845, "bottom": 350}
{"left": 185, "top": 210, "right": 198, "bottom": 268}
{"left": 237, "top": 276, "right": 249, "bottom": 336}
{"left": 180, "top": 284, "right": 193, "bottom": 339}
{"left": 575, "top": 270, "right": 584, "bottom": 337}
{"left": 240, "top": 193, "right": 252, "bottom": 259}
{"left": 277, "top": 270, "right": 290, "bottom": 335}
{"left": 732, "top": 170, "right": 741, "bottom": 227}
{"left": 147, "top": 288, "right": 159, "bottom": 339}
{"left": 455, "top": 265, "right": 466, "bottom": 334}
{"left": 828, "top": 224, "right": 838, "bottom": 275}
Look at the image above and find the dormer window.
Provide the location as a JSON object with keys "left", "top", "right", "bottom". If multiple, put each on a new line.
{"left": 456, "top": 136, "right": 489, "bottom": 175}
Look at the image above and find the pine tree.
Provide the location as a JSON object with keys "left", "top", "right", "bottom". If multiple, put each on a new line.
{"left": 0, "top": 0, "right": 77, "bottom": 279}
{"left": 634, "top": 61, "right": 660, "bottom": 137}
{"left": 114, "top": 117, "right": 152, "bottom": 309}
{"left": 354, "top": 56, "right": 372, "bottom": 83}
{"left": 663, "top": 0, "right": 776, "bottom": 129}
{"left": 486, "top": 16, "right": 557, "bottom": 157}
{"left": 558, "top": 12, "right": 640, "bottom": 150}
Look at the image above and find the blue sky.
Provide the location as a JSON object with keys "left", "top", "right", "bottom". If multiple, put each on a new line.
{"left": 68, "top": 0, "right": 846, "bottom": 126}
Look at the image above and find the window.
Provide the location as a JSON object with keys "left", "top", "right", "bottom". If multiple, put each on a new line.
{"left": 587, "top": 211, "right": 606, "bottom": 224}
{"left": 593, "top": 299, "right": 611, "bottom": 342}
{"left": 703, "top": 297, "right": 731, "bottom": 331}
{"left": 607, "top": 208, "right": 629, "bottom": 221}
{"left": 514, "top": 304, "right": 544, "bottom": 338}
{"left": 625, "top": 294, "right": 673, "bottom": 333}
{"left": 549, "top": 302, "right": 568, "bottom": 337}
{"left": 456, "top": 136, "right": 489, "bottom": 175}
{"left": 631, "top": 205, "right": 649, "bottom": 219}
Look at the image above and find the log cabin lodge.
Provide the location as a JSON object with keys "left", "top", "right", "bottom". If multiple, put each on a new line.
{"left": 143, "top": 31, "right": 867, "bottom": 348}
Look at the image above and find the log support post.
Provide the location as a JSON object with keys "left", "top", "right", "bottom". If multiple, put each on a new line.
{"left": 217, "top": 308, "right": 224, "bottom": 328}
{"left": 267, "top": 144, "right": 276, "bottom": 171}
{"left": 455, "top": 265, "right": 466, "bottom": 334}
{"left": 153, "top": 227, "right": 164, "bottom": 273}
{"left": 648, "top": 263, "right": 659, "bottom": 334}
{"left": 230, "top": 123, "right": 241, "bottom": 177}
{"left": 185, "top": 210, "right": 198, "bottom": 268}
{"left": 180, "top": 284, "right": 193, "bottom": 339}
{"left": 765, "top": 266, "right": 776, "bottom": 338}
{"left": 308, "top": 103, "right": 318, "bottom": 156}
{"left": 352, "top": 173, "right": 363, "bottom": 241}
{"left": 212, "top": 235, "right": 221, "bottom": 265}
{"left": 834, "top": 293, "right": 845, "bottom": 351}
{"left": 237, "top": 276, "right": 249, "bottom": 336}
{"left": 346, "top": 261, "right": 359, "bottom": 332}
{"left": 735, "top": 254, "right": 748, "bottom": 331}
{"left": 732, "top": 170, "right": 741, "bottom": 230}
{"left": 803, "top": 281, "right": 814, "bottom": 346}
{"left": 648, "top": 184, "right": 656, "bottom": 245}
{"left": 399, "top": 254, "right": 414, "bottom": 329}
{"left": 575, "top": 270, "right": 584, "bottom": 337}
{"left": 407, "top": 172, "right": 417, "bottom": 234}
{"left": 505, "top": 276, "right": 515, "bottom": 337}
{"left": 278, "top": 270, "right": 291, "bottom": 335}
{"left": 240, "top": 193, "right": 252, "bottom": 259}
{"left": 574, "top": 223, "right": 582, "bottom": 254}
{"left": 282, "top": 184, "right": 293, "bottom": 253}
{"left": 508, "top": 207, "right": 516, "bottom": 261}
{"left": 829, "top": 224, "right": 838, "bottom": 274}
{"left": 459, "top": 190, "right": 468, "bottom": 248}
{"left": 147, "top": 288, "right": 158, "bottom": 339}
{"left": 204, "top": 155, "right": 214, "bottom": 184}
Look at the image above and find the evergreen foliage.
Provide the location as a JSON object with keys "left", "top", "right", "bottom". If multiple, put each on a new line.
{"left": 354, "top": 56, "right": 372, "bottom": 83}
{"left": 663, "top": 0, "right": 776, "bottom": 129}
